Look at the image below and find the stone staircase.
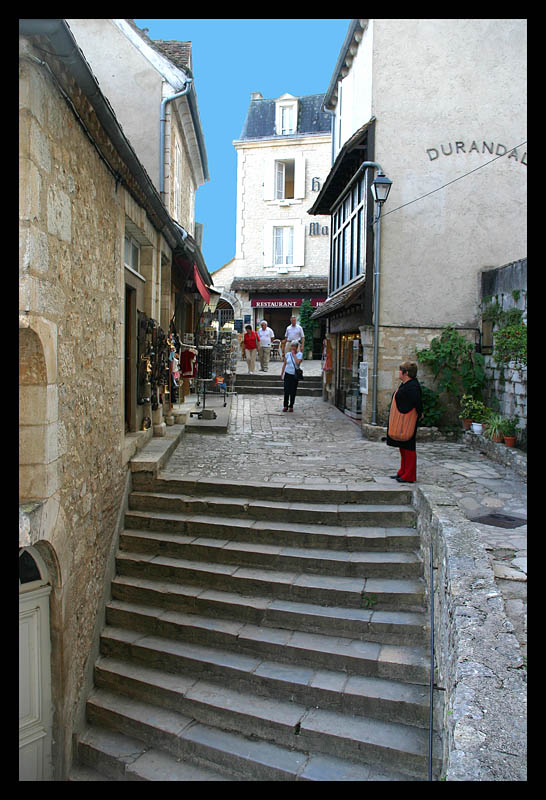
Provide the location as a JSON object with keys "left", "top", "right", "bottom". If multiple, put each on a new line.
{"left": 70, "top": 476, "right": 442, "bottom": 781}
{"left": 236, "top": 371, "right": 322, "bottom": 397}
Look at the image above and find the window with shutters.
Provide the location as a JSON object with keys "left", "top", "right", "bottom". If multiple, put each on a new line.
{"left": 264, "top": 220, "right": 304, "bottom": 271}
{"left": 275, "top": 159, "right": 295, "bottom": 199}
{"left": 274, "top": 226, "right": 294, "bottom": 266}
{"left": 264, "top": 153, "right": 305, "bottom": 203}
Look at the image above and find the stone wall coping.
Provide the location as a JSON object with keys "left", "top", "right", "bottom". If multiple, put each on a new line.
{"left": 415, "top": 484, "right": 527, "bottom": 781}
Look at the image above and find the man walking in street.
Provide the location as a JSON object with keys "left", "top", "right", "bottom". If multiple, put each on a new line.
{"left": 281, "top": 314, "right": 305, "bottom": 357}
{"left": 256, "top": 320, "right": 275, "bottom": 372}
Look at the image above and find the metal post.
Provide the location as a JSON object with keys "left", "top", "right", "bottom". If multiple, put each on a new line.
{"left": 371, "top": 201, "right": 383, "bottom": 425}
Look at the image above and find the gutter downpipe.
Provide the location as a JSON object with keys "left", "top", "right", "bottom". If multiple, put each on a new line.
{"left": 160, "top": 81, "right": 193, "bottom": 200}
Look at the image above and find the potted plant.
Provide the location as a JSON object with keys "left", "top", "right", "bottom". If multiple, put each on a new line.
{"left": 470, "top": 400, "right": 489, "bottom": 434}
{"left": 484, "top": 411, "right": 505, "bottom": 443}
{"left": 501, "top": 415, "right": 519, "bottom": 447}
{"left": 458, "top": 394, "right": 475, "bottom": 430}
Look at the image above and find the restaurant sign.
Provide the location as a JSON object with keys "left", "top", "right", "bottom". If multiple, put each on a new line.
{"left": 251, "top": 297, "right": 326, "bottom": 308}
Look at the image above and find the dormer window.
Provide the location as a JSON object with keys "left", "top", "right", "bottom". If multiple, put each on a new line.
{"left": 275, "top": 94, "right": 298, "bottom": 136}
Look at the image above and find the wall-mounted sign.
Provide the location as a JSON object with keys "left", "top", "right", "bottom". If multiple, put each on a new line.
{"left": 250, "top": 297, "right": 327, "bottom": 308}
{"left": 309, "top": 222, "right": 329, "bottom": 236}
{"left": 359, "top": 362, "right": 369, "bottom": 394}
{"left": 311, "top": 177, "right": 322, "bottom": 192}
{"left": 426, "top": 140, "right": 527, "bottom": 165}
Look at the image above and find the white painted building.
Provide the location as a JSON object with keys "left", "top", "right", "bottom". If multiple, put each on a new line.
{"left": 310, "top": 19, "right": 527, "bottom": 422}
{"left": 213, "top": 92, "right": 332, "bottom": 352}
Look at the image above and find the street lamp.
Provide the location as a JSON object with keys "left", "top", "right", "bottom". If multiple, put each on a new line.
{"left": 371, "top": 171, "right": 392, "bottom": 205}
{"left": 367, "top": 166, "right": 392, "bottom": 425}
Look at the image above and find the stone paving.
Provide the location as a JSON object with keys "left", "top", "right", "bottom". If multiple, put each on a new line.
{"left": 163, "top": 359, "right": 527, "bottom": 659}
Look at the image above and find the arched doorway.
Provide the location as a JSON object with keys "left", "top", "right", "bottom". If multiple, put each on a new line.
{"left": 214, "top": 299, "right": 235, "bottom": 329}
{"left": 19, "top": 547, "right": 53, "bottom": 780}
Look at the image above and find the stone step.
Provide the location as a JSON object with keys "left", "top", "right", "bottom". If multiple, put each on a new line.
{"left": 115, "top": 551, "right": 425, "bottom": 611}
{"left": 96, "top": 646, "right": 429, "bottom": 731}
{"left": 102, "top": 602, "right": 430, "bottom": 693}
{"left": 119, "top": 528, "right": 422, "bottom": 579}
{"left": 111, "top": 574, "right": 426, "bottom": 645}
{"left": 236, "top": 385, "right": 323, "bottom": 396}
{"left": 83, "top": 692, "right": 421, "bottom": 781}
{"left": 236, "top": 372, "right": 322, "bottom": 383}
{"left": 87, "top": 684, "right": 438, "bottom": 779}
{"left": 123, "top": 509, "right": 419, "bottom": 552}
{"left": 130, "top": 475, "right": 414, "bottom": 505}
{"left": 76, "top": 722, "right": 234, "bottom": 781}
{"left": 127, "top": 492, "right": 417, "bottom": 527}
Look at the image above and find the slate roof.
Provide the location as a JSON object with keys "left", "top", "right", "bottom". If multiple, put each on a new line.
{"left": 311, "top": 274, "right": 366, "bottom": 319}
{"left": 231, "top": 276, "right": 328, "bottom": 293}
{"left": 239, "top": 94, "right": 331, "bottom": 140}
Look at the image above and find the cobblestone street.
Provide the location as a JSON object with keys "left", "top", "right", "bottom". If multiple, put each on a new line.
{"left": 163, "top": 362, "right": 527, "bottom": 657}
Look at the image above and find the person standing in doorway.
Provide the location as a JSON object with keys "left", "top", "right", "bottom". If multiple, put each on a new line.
{"left": 256, "top": 320, "right": 275, "bottom": 372}
{"left": 386, "top": 360, "right": 423, "bottom": 482}
{"left": 281, "top": 314, "right": 305, "bottom": 357}
{"left": 243, "top": 324, "right": 260, "bottom": 373}
{"left": 280, "top": 340, "right": 303, "bottom": 412}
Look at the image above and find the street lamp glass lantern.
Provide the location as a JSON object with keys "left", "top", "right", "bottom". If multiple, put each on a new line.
{"left": 371, "top": 172, "right": 392, "bottom": 204}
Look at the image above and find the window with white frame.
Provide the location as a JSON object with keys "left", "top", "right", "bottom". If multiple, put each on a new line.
{"left": 264, "top": 153, "right": 305, "bottom": 202}
{"left": 124, "top": 232, "right": 140, "bottom": 273}
{"left": 274, "top": 94, "right": 298, "bottom": 136}
{"left": 263, "top": 219, "right": 304, "bottom": 271}
{"left": 274, "top": 226, "right": 294, "bottom": 266}
{"left": 275, "top": 159, "right": 295, "bottom": 199}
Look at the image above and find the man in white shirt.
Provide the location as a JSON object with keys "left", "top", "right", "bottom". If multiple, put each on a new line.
{"left": 256, "top": 320, "right": 275, "bottom": 372}
{"left": 281, "top": 315, "right": 305, "bottom": 357}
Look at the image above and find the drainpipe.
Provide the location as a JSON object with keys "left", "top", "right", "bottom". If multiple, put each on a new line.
{"left": 160, "top": 81, "right": 193, "bottom": 200}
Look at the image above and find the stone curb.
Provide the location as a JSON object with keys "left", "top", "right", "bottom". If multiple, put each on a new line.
{"left": 463, "top": 430, "right": 527, "bottom": 481}
{"left": 415, "top": 484, "right": 527, "bottom": 781}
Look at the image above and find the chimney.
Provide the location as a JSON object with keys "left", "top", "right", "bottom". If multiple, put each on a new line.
{"left": 250, "top": 91, "right": 263, "bottom": 101}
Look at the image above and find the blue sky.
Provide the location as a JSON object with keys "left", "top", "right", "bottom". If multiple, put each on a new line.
{"left": 134, "top": 19, "right": 351, "bottom": 275}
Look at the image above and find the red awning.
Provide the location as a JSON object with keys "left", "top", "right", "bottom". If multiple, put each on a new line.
{"left": 193, "top": 264, "right": 210, "bottom": 304}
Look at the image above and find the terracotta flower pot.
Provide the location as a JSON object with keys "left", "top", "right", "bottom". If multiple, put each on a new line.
{"left": 491, "top": 433, "right": 504, "bottom": 443}
{"left": 461, "top": 418, "right": 472, "bottom": 430}
{"left": 504, "top": 436, "right": 516, "bottom": 447}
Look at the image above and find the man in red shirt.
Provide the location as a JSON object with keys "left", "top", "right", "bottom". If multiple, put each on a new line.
{"left": 243, "top": 324, "right": 260, "bottom": 373}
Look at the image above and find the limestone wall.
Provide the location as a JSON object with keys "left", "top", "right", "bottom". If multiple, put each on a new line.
{"left": 415, "top": 484, "right": 526, "bottom": 780}
{"left": 19, "top": 39, "right": 157, "bottom": 777}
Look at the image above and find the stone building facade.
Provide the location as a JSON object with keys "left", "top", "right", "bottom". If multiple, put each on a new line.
{"left": 310, "top": 19, "right": 527, "bottom": 426}
{"left": 212, "top": 92, "right": 331, "bottom": 347}
{"left": 66, "top": 19, "right": 211, "bottom": 347}
{"left": 19, "top": 20, "right": 210, "bottom": 779}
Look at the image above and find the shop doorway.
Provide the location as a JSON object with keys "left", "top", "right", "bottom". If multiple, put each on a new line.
{"left": 260, "top": 309, "right": 297, "bottom": 342}
{"left": 337, "top": 333, "right": 363, "bottom": 418}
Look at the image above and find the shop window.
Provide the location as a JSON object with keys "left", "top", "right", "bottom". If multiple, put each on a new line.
{"left": 330, "top": 170, "right": 369, "bottom": 294}
{"left": 338, "top": 333, "right": 363, "bottom": 419}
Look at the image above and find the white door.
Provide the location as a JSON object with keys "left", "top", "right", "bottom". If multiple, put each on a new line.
{"left": 19, "top": 550, "right": 53, "bottom": 780}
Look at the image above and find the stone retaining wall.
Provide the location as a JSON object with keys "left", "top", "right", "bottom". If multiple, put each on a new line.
{"left": 415, "top": 484, "right": 526, "bottom": 781}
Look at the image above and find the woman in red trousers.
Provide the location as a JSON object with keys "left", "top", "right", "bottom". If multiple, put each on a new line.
{"left": 386, "top": 361, "right": 423, "bottom": 483}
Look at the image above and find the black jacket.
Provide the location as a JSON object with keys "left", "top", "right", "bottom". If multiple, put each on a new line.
{"left": 386, "top": 378, "right": 423, "bottom": 451}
